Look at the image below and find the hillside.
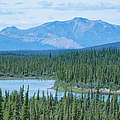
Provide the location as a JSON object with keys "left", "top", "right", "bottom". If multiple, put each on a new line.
{"left": 0, "top": 17, "right": 120, "bottom": 50}
{"left": 86, "top": 42, "right": 120, "bottom": 50}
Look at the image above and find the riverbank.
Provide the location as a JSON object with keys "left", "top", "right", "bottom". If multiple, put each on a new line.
{"left": 53, "top": 86, "right": 120, "bottom": 95}
{"left": 0, "top": 76, "right": 56, "bottom": 80}
{"left": 54, "top": 81, "right": 120, "bottom": 95}
{"left": 1, "top": 76, "right": 120, "bottom": 95}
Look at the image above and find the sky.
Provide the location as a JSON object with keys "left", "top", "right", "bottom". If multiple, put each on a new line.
{"left": 0, "top": 0, "right": 120, "bottom": 30}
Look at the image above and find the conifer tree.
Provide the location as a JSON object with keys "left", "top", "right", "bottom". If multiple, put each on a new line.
{"left": 0, "top": 88, "right": 3, "bottom": 120}
{"left": 21, "top": 89, "right": 29, "bottom": 120}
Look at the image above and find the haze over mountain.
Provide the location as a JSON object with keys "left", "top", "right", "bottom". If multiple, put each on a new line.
{"left": 85, "top": 42, "right": 120, "bottom": 50}
{"left": 0, "top": 17, "right": 120, "bottom": 50}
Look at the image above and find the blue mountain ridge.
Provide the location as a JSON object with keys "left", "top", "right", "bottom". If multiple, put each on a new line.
{"left": 0, "top": 17, "right": 120, "bottom": 50}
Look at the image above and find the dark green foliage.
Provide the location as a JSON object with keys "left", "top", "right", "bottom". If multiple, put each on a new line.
{"left": 55, "top": 48, "right": 120, "bottom": 90}
{"left": 0, "top": 88, "right": 120, "bottom": 120}
{"left": 0, "top": 49, "right": 119, "bottom": 88}
{"left": 21, "top": 88, "right": 29, "bottom": 120}
{"left": 0, "top": 48, "right": 120, "bottom": 90}
{"left": 0, "top": 48, "right": 120, "bottom": 119}
{"left": 0, "top": 88, "right": 3, "bottom": 120}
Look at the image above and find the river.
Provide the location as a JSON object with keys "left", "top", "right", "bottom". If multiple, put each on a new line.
{"left": 0, "top": 79, "right": 64, "bottom": 98}
{"left": 0, "top": 79, "right": 120, "bottom": 101}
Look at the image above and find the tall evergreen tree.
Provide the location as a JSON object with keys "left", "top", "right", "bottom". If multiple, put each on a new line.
{"left": 0, "top": 88, "right": 3, "bottom": 120}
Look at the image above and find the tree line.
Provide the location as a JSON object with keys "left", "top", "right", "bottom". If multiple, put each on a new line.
{"left": 0, "top": 87, "right": 120, "bottom": 120}
{"left": 55, "top": 48, "right": 120, "bottom": 89}
{"left": 0, "top": 48, "right": 120, "bottom": 89}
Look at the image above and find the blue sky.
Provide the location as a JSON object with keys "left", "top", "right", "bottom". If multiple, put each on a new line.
{"left": 0, "top": 0, "right": 120, "bottom": 30}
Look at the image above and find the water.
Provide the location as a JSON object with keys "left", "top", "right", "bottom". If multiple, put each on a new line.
{"left": 0, "top": 79, "right": 120, "bottom": 101}
{"left": 0, "top": 79, "right": 64, "bottom": 98}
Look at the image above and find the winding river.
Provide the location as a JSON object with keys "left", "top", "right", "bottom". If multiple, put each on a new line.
{"left": 0, "top": 79, "right": 64, "bottom": 98}
{"left": 0, "top": 79, "right": 120, "bottom": 101}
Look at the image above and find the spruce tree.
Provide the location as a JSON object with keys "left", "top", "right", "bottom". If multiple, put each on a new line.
{"left": 21, "top": 89, "right": 29, "bottom": 120}
{"left": 0, "top": 88, "right": 3, "bottom": 120}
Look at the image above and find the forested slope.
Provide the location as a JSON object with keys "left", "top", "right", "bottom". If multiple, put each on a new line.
{"left": 0, "top": 87, "right": 120, "bottom": 120}
{"left": 55, "top": 48, "right": 120, "bottom": 90}
{"left": 0, "top": 48, "right": 120, "bottom": 90}
{"left": 1, "top": 49, "right": 120, "bottom": 119}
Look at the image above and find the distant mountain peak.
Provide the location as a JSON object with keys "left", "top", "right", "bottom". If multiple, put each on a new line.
{"left": 0, "top": 17, "right": 120, "bottom": 50}
{"left": 72, "top": 17, "right": 90, "bottom": 23}
{"left": 73, "top": 17, "right": 88, "bottom": 21}
{"left": 1, "top": 26, "right": 19, "bottom": 32}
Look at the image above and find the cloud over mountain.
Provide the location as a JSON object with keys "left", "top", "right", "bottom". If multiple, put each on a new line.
{"left": 0, "top": 0, "right": 120, "bottom": 30}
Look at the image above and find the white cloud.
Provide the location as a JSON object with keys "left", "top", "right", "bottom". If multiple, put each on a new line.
{"left": 1, "top": 0, "right": 120, "bottom": 9}
{"left": 0, "top": 0, "right": 120, "bottom": 30}
{"left": 37, "top": 0, "right": 120, "bottom": 10}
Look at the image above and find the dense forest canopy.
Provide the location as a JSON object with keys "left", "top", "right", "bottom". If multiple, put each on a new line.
{"left": 0, "top": 48, "right": 120, "bottom": 119}
{"left": 55, "top": 48, "right": 120, "bottom": 90}
{"left": 0, "top": 48, "right": 120, "bottom": 90}
{"left": 0, "top": 87, "right": 120, "bottom": 120}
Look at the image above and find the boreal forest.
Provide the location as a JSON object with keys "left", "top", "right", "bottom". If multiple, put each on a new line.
{"left": 0, "top": 48, "right": 120, "bottom": 120}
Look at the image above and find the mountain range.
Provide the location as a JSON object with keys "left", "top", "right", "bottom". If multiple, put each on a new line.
{"left": 0, "top": 17, "right": 120, "bottom": 50}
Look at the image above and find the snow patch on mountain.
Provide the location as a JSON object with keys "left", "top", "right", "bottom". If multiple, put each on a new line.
{"left": 41, "top": 37, "right": 82, "bottom": 49}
